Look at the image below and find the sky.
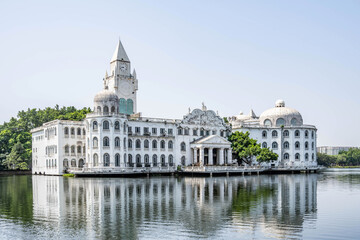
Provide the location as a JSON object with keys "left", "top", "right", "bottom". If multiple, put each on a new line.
{"left": 0, "top": 0, "right": 359, "bottom": 146}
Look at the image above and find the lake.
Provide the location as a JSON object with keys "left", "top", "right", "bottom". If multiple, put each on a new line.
{"left": 1, "top": 170, "right": 360, "bottom": 239}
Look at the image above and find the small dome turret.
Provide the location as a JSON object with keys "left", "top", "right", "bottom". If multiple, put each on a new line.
{"left": 94, "top": 88, "right": 119, "bottom": 115}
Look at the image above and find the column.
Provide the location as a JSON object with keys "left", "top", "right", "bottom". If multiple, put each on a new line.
{"left": 193, "top": 148, "right": 197, "bottom": 166}
{"left": 199, "top": 147, "right": 204, "bottom": 166}
{"left": 227, "top": 148, "right": 232, "bottom": 165}
{"left": 219, "top": 148, "right": 224, "bottom": 165}
{"left": 209, "top": 147, "right": 213, "bottom": 165}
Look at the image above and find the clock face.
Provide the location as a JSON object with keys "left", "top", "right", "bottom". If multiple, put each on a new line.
{"left": 119, "top": 81, "right": 132, "bottom": 96}
{"left": 120, "top": 63, "right": 127, "bottom": 72}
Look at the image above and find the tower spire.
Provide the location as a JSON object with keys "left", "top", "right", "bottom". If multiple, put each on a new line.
{"left": 111, "top": 39, "right": 130, "bottom": 63}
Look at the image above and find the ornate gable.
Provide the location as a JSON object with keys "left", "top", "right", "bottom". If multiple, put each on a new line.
{"left": 183, "top": 109, "right": 225, "bottom": 127}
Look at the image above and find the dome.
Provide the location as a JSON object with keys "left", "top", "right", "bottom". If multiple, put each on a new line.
{"left": 259, "top": 100, "right": 303, "bottom": 127}
{"left": 94, "top": 89, "right": 119, "bottom": 103}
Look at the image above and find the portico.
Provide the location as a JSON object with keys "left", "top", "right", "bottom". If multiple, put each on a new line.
{"left": 190, "top": 135, "right": 232, "bottom": 166}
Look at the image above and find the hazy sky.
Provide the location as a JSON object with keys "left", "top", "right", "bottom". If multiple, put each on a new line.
{"left": 0, "top": 0, "right": 359, "bottom": 146}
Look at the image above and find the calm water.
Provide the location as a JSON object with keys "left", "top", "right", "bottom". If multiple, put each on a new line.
{"left": 1, "top": 170, "right": 360, "bottom": 239}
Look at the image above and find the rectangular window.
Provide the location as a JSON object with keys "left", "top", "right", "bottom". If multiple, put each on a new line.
{"left": 168, "top": 129, "right": 173, "bottom": 135}
{"left": 160, "top": 128, "right": 165, "bottom": 134}
{"left": 144, "top": 127, "right": 149, "bottom": 134}
{"left": 178, "top": 128, "right": 183, "bottom": 135}
{"left": 212, "top": 130, "right": 216, "bottom": 135}
{"left": 193, "top": 129, "right": 197, "bottom": 136}
{"left": 184, "top": 128, "right": 189, "bottom": 135}
{"left": 128, "top": 126, "right": 132, "bottom": 133}
{"left": 152, "top": 128, "right": 157, "bottom": 134}
{"left": 135, "top": 127, "right": 140, "bottom": 134}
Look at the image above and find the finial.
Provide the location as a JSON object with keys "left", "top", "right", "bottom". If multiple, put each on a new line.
{"left": 202, "top": 102, "right": 207, "bottom": 111}
{"left": 188, "top": 107, "right": 191, "bottom": 114}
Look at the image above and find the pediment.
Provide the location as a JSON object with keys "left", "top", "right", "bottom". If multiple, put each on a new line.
{"left": 191, "top": 135, "right": 231, "bottom": 145}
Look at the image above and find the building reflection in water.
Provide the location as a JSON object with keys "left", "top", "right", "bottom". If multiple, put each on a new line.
{"left": 32, "top": 174, "right": 317, "bottom": 239}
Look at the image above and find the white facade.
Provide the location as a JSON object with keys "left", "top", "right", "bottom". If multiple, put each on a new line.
{"left": 229, "top": 100, "right": 318, "bottom": 168}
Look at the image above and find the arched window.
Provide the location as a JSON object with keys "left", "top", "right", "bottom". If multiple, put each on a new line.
{"left": 152, "top": 154, "right": 158, "bottom": 167}
{"left": 111, "top": 106, "right": 115, "bottom": 113}
{"left": 283, "top": 130, "right": 289, "bottom": 137}
{"left": 305, "top": 153, "right": 309, "bottom": 161}
{"left": 136, "top": 139, "right": 141, "bottom": 149}
{"left": 160, "top": 140, "right": 165, "bottom": 149}
{"left": 63, "top": 159, "right": 69, "bottom": 167}
{"left": 124, "top": 153, "right": 127, "bottom": 166}
{"left": 71, "top": 128, "right": 75, "bottom": 135}
{"left": 284, "top": 141, "right": 289, "bottom": 149}
{"left": 264, "top": 119, "right": 272, "bottom": 127}
{"left": 115, "top": 154, "right": 120, "bottom": 166}
{"left": 272, "top": 142, "right": 278, "bottom": 149}
{"left": 305, "top": 141, "right": 309, "bottom": 150}
{"left": 305, "top": 130, "right": 309, "bottom": 138}
{"left": 127, "top": 99, "right": 134, "bottom": 115}
{"left": 115, "top": 137, "right": 120, "bottom": 148}
{"left": 103, "top": 121, "right": 109, "bottom": 130}
{"left": 295, "top": 130, "right": 300, "bottom": 137}
{"left": 262, "top": 142, "right": 267, "bottom": 148}
{"left": 115, "top": 121, "right": 120, "bottom": 130}
{"left": 184, "top": 128, "right": 189, "bottom": 135}
{"left": 295, "top": 153, "right": 300, "bottom": 160}
{"left": 262, "top": 131, "right": 267, "bottom": 138}
{"left": 152, "top": 140, "right": 157, "bottom": 149}
{"left": 312, "top": 142, "right": 314, "bottom": 150}
{"left": 64, "top": 127, "right": 69, "bottom": 135}
{"left": 181, "top": 156, "right": 186, "bottom": 166}
{"left": 178, "top": 127, "right": 183, "bottom": 135}
{"left": 124, "top": 138, "right": 127, "bottom": 149}
{"left": 77, "top": 128, "right": 81, "bottom": 135}
{"left": 93, "top": 137, "right": 98, "bottom": 148}
{"left": 65, "top": 145, "right": 69, "bottom": 154}
{"left": 103, "top": 106, "right": 109, "bottom": 113}
{"left": 168, "top": 140, "right": 173, "bottom": 149}
{"left": 291, "top": 118, "right": 298, "bottom": 126}
{"left": 71, "top": 145, "right": 75, "bottom": 154}
{"left": 144, "top": 139, "right": 149, "bottom": 149}
{"left": 97, "top": 106, "right": 101, "bottom": 113}
{"left": 119, "top": 98, "right": 126, "bottom": 114}
{"left": 128, "top": 139, "right": 133, "bottom": 149}
{"left": 181, "top": 142, "right": 186, "bottom": 151}
{"left": 78, "top": 159, "right": 84, "bottom": 168}
{"left": 103, "top": 137, "right": 110, "bottom": 147}
{"left": 312, "top": 153, "right": 315, "bottom": 161}
{"left": 276, "top": 118, "right": 285, "bottom": 126}
{"left": 311, "top": 131, "right": 315, "bottom": 139}
{"left": 161, "top": 154, "right": 166, "bottom": 167}
{"left": 93, "top": 121, "right": 98, "bottom": 130}
{"left": 144, "top": 154, "right": 150, "bottom": 166}
{"left": 284, "top": 153, "right": 289, "bottom": 160}
{"left": 93, "top": 154, "right": 98, "bottom": 166}
{"left": 83, "top": 128, "right": 86, "bottom": 135}
{"left": 71, "top": 159, "right": 76, "bottom": 167}
{"left": 200, "top": 128, "right": 204, "bottom": 136}
{"left": 136, "top": 154, "right": 141, "bottom": 167}
{"left": 77, "top": 146, "right": 81, "bottom": 154}
{"left": 295, "top": 141, "right": 300, "bottom": 149}
{"left": 103, "top": 153, "right": 110, "bottom": 166}
{"left": 272, "top": 130, "right": 278, "bottom": 137}
{"left": 169, "top": 155, "right": 174, "bottom": 166}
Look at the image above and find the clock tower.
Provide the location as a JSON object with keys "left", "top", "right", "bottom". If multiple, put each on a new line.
{"left": 104, "top": 40, "right": 138, "bottom": 115}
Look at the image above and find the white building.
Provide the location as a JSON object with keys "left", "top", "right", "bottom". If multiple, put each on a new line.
{"left": 229, "top": 99, "right": 318, "bottom": 168}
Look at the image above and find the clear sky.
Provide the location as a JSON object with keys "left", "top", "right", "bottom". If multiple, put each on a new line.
{"left": 0, "top": 0, "right": 359, "bottom": 146}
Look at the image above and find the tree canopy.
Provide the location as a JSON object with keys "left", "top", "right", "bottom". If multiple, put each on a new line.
{"left": 317, "top": 148, "right": 360, "bottom": 167}
{"left": 228, "top": 131, "right": 278, "bottom": 165}
{"left": 0, "top": 105, "right": 91, "bottom": 170}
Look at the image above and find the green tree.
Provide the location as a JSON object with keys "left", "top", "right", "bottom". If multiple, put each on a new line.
{"left": 257, "top": 147, "right": 278, "bottom": 163}
{"left": 3, "top": 142, "right": 28, "bottom": 170}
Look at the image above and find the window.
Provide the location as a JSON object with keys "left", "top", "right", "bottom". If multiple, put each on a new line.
{"left": 305, "top": 130, "right": 309, "bottom": 138}
{"left": 77, "top": 146, "right": 81, "bottom": 154}
{"left": 71, "top": 128, "right": 75, "bottom": 135}
{"left": 111, "top": 106, "right": 115, "bottom": 113}
{"left": 283, "top": 130, "right": 289, "bottom": 137}
{"left": 312, "top": 142, "right": 314, "bottom": 150}
{"left": 115, "top": 137, "right": 120, "bottom": 148}
{"left": 312, "top": 153, "right": 315, "bottom": 161}
{"left": 262, "top": 142, "right": 267, "bottom": 148}
{"left": 71, "top": 159, "right": 76, "bottom": 167}
{"left": 169, "top": 155, "right": 174, "bottom": 166}
{"left": 181, "top": 142, "right": 186, "bottom": 151}
{"left": 103, "top": 106, "right": 109, "bottom": 113}
{"left": 136, "top": 154, "right": 141, "bottom": 167}
{"left": 262, "top": 131, "right": 267, "bottom": 138}
{"left": 93, "top": 121, "right": 98, "bottom": 130}
{"left": 184, "top": 128, "right": 189, "bottom": 135}
{"left": 144, "top": 154, "right": 150, "bottom": 166}
{"left": 295, "top": 130, "right": 300, "bottom": 137}
{"left": 168, "top": 129, "right": 173, "bottom": 135}
{"left": 295, "top": 141, "right": 300, "bottom": 149}
{"left": 103, "top": 153, "right": 110, "bottom": 166}
{"left": 200, "top": 128, "right": 204, "bottom": 136}
{"left": 160, "top": 128, "right": 165, "bottom": 134}
{"left": 144, "top": 139, "right": 149, "bottom": 149}
{"left": 63, "top": 159, "right": 69, "bottom": 167}
{"left": 93, "top": 137, "right": 98, "bottom": 148}
{"left": 103, "top": 121, "right": 109, "bottom": 130}
{"left": 193, "top": 129, "right": 198, "bottom": 136}
{"left": 64, "top": 127, "right": 69, "bottom": 135}
{"left": 212, "top": 130, "right": 216, "bottom": 135}
{"left": 272, "top": 130, "right": 278, "bottom": 137}
{"left": 77, "top": 128, "right": 81, "bottom": 135}
{"left": 135, "top": 127, "right": 140, "bottom": 134}
{"left": 264, "top": 119, "right": 272, "bottom": 127}
{"left": 65, "top": 145, "right": 69, "bottom": 153}
{"left": 93, "top": 154, "right": 98, "bottom": 166}
{"left": 305, "top": 153, "right": 309, "bottom": 161}
{"left": 272, "top": 142, "right": 278, "bottom": 149}
{"left": 284, "top": 153, "right": 289, "bottom": 160}
{"left": 305, "top": 141, "right": 309, "bottom": 150}
{"left": 152, "top": 128, "right": 157, "bottom": 135}
{"left": 128, "top": 154, "right": 133, "bottom": 166}
{"left": 144, "top": 127, "right": 149, "bottom": 134}
{"left": 152, "top": 140, "right": 157, "bottom": 149}
{"left": 206, "top": 130, "right": 210, "bottom": 136}
{"left": 83, "top": 128, "right": 86, "bottom": 135}
{"left": 168, "top": 140, "right": 173, "bottom": 149}
{"left": 161, "top": 154, "right": 166, "bottom": 167}
{"left": 128, "top": 126, "right": 132, "bottom": 133}
{"left": 124, "top": 138, "right": 127, "bottom": 149}
{"left": 152, "top": 155, "right": 158, "bottom": 167}
{"left": 71, "top": 145, "right": 75, "bottom": 154}
{"left": 160, "top": 140, "right": 165, "bottom": 149}
{"left": 126, "top": 99, "right": 134, "bottom": 115}
{"left": 284, "top": 141, "right": 289, "bottom": 149}
{"left": 103, "top": 137, "right": 110, "bottom": 147}
{"left": 220, "top": 131, "right": 224, "bottom": 137}
{"left": 295, "top": 153, "right": 300, "bottom": 161}
{"left": 276, "top": 118, "right": 285, "bottom": 126}
{"left": 115, "top": 121, "right": 120, "bottom": 130}
{"left": 311, "top": 131, "right": 315, "bottom": 139}
{"left": 181, "top": 156, "right": 186, "bottom": 166}
{"left": 178, "top": 128, "right": 183, "bottom": 135}
{"left": 119, "top": 98, "right": 126, "bottom": 114}
{"left": 128, "top": 139, "right": 133, "bottom": 149}
{"left": 136, "top": 139, "right": 141, "bottom": 149}
{"left": 115, "top": 154, "right": 120, "bottom": 166}
{"left": 97, "top": 106, "right": 101, "bottom": 113}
